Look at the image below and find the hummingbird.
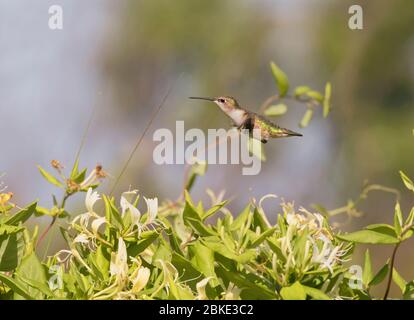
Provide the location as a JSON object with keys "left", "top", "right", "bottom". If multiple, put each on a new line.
{"left": 189, "top": 96, "right": 302, "bottom": 143}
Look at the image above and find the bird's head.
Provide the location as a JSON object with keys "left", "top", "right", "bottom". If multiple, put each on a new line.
{"left": 189, "top": 96, "right": 240, "bottom": 111}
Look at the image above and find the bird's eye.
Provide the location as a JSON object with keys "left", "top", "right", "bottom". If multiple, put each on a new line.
{"left": 218, "top": 98, "right": 225, "bottom": 103}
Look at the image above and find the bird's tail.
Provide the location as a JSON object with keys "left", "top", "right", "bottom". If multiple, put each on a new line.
{"left": 272, "top": 127, "right": 303, "bottom": 138}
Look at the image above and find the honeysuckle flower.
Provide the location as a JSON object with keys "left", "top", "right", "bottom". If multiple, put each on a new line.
{"left": 256, "top": 194, "right": 277, "bottom": 228}
{"left": 131, "top": 267, "right": 151, "bottom": 293}
{"left": 56, "top": 249, "right": 73, "bottom": 264}
{"left": 73, "top": 233, "right": 89, "bottom": 244}
{"left": 55, "top": 248, "right": 92, "bottom": 273}
{"left": 311, "top": 234, "right": 349, "bottom": 273}
{"left": 286, "top": 212, "right": 307, "bottom": 228}
{"left": 222, "top": 283, "right": 241, "bottom": 300}
{"left": 79, "top": 165, "right": 107, "bottom": 189}
{"left": 196, "top": 277, "right": 212, "bottom": 300}
{"left": 110, "top": 238, "right": 129, "bottom": 286}
{"left": 71, "top": 212, "right": 91, "bottom": 229}
{"left": 85, "top": 188, "right": 100, "bottom": 214}
{"left": 144, "top": 197, "right": 158, "bottom": 225}
{"left": 120, "top": 190, "right": 141, "bottom": 225}
{"left": 91, "top": 216, "right": 106, "bottom": 235}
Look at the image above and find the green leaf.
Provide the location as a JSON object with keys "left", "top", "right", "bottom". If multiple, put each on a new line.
{"left": 400, "top": 170, "right": 414, "bottom": 192}
{"left": 171, "top": 253, "right": 202, "bottom": 283}
{"left": 103, "top": 195, "right": 123, "bottom": 230}
{"left": 336, "top": 230, "right": 399, "bottom": 244}
{"left": 14, "top": 252, "right": 47, "bottom": 299}
{"left": 392, "top": 268, "right": 406, "bottom": 293}
{"left": 305, "top": 90, "right": 324, "bottom": 103}
{"left": 252, "top": 207, "right": 270, "bottom": 231}
{"left": 302, "top": 286, "right": 330, "bottom": 300}
{"left": 403, "top": 281, "right": 414, "bottom": 300}
{"left": 0, "top": 233, "right": 20, "bottom": 271}
{"left": 216, "top": 264, "right": 275, "bottom": 299}
{"left": 95, "top": 245, "right": 110, "bottom": 280}
{"left": 294, "top": 86, "right": 311, "bottom": 97}
{"left": 185, "top": 161, "right": 207, "bottom": 191}
{"left": 264, "top": 104, "right": 288, "bottom": 117}
{"left": 369, "top": 262, "right": 389, "bottom": 286}
{"left": 37, "top": 165, "right": 63, "bottom": 188}
{"left": 72, "top": 168, "right": 87, "bottom": 184}
{"left": 300, "top": 109, "right": 313, "bottom": 128}
{"left": 183, "top": 192, "right": 216, "bottom": 236}
{"left": 189, "top": 242, "right": 218, "bottom": 286}
{"left": 202, "top": 201, "right": 227, "bottom": 221}
{"left": 323, "top": 82, "right": 331, "bottom": 118}
{"left": 248, "top": 227, "right": 276, "bottom": 248}
{"left": 34, "top": 206, "right": 49, "bottom": 217}
{"left": 71, "top": 158, "right": 80, "bottom": 179}
{"left": 280, "top": 282, "right": 307, "bottom": 300}
{"left": 0, "top": 225, "right": 24, "bottom": 236}
{"left": 363, "top": 249, "right": 372, "bottom": 287}
{"left": 202, "top": 237, "right": 255, "bottom": 264}
{"left": 405, "top": 207, "right": 414, "bottom": 228}
{"left": 231, "top": 204, "right": 251, "bottom": 231}
{"left": 127, "top": 230, "right": 160, "bottom": 256}
{"left": 394, "top": 202, "right": 403, "bottom": 236}
{"left": 4, "top": 201, "right": 37, "bottom": 226}
{"left": 365, "top": 224, "right": 397, "bottom": 237}
{"left": 402, "top": 228, "right": 414, "bottom": 241}
{"left": 0, "top": 273, "right": 34, "bottom": 300}
{"left": 270, "top": 62, "right": 289, "bottom": 97}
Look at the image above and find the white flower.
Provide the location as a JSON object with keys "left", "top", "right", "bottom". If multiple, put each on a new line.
{"left": 73, "top": 233, "right": 89, "bottom": 244}
{"left": 144, "top": 197, "right": 158, "bottom": 225}
{"left": 71, "top": 212, "right": 91, "bottom": 229}
{"left": 120, "top": 190, "right": 141, "bottom": 225}
{"left": 85, "top": 188, "right": 100, "bottom": 214}
{"left": 110, "top": 238, "right": 129, "bottom": 286}
{"left": 311, "top": 234, "right": 349, "bottom": 273}
{"left": 196, "top": 277, "right": 212, "bottom": 300}
{"left": 222, "top": 283, "right": 241, "bottom": 300}
{"left": 286, "top": 213, "right": 307, "bottom": 228}
{"left": 91, "top": 216, "right": 106, "bottom": 235}
{"left": 131, "top": 267, "right": 151, "bottom": 293}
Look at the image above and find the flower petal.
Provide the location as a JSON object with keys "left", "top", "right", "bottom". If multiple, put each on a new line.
{"left": 144, "top": 197, "right": 158, "bottom": 224}
{"left": 73, "top": 233, "right": 89, "bottom": 244}
{"left": 131, "top": 267, "right": 150, "bottom": 293}
{"left": 91, "top": 217, "right": 106, "bottom": 235}
{"left": 85, "top": 188, "right": 100, "bottom": 214}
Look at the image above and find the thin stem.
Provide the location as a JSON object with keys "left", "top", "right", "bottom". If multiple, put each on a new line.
{"left": 109, "top": 84, "right": 174, "bottom": 196}
{"left": 72, "top": 93, "right": 100, "bottom": 172}
{"left": 259, "top": 94, "right": 279, "bottom": 112}
{"left": 383, "top": 222, "right": 414, "bottom": 299}
{"left": 36, "top": 193, "right": 70, "bottom": 249}
{"left": 383, "top": 243, "right": 400, "bottom": 300}
{"left": 259, "top": 93, "right": 316, "bottom": 113}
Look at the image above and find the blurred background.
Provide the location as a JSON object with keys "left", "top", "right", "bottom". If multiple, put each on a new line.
{"left": 1, "top": 0, "right": 413, "bottom": 297}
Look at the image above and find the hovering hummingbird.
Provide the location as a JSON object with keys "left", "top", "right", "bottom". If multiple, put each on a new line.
{"left": 189, "top": 96, "right": 302, "bottom": 143}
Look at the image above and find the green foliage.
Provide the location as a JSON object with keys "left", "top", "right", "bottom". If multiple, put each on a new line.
{"left": 1, "top": 162, "right": 414, "bottom": 301}
{"left": 263, "top": 63, "right": 331, "bottom": 128}
{"left": 0, "top": 67, "right": 413, "bottom": 301}
{"left": 264, "top": 104, "right": 287, "bottom": 117}
{"left": 270, "top": 62, "right": 289, "bottom": 97}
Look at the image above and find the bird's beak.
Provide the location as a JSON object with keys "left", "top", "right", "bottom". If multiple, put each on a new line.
{"left": 189, "top": 96, "right": 215, "bottom": 102}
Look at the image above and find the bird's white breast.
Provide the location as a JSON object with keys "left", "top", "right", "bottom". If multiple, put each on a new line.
{"left": 225, "top": 109, "right": 246, "bottom": 126}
